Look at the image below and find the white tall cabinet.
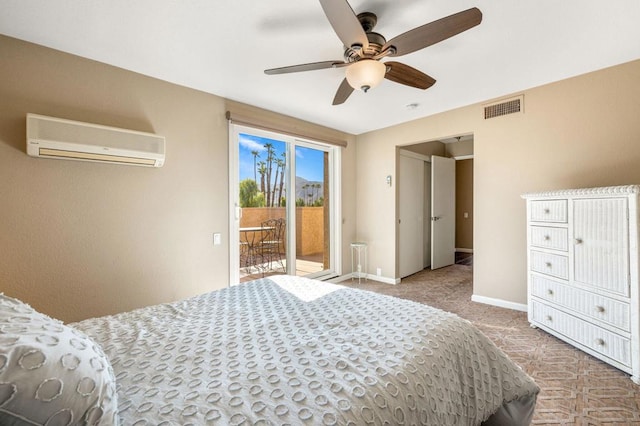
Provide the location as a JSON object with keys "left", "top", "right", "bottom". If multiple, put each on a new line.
{"left": 522, "top": 185, "right": 640, "bottom": 383}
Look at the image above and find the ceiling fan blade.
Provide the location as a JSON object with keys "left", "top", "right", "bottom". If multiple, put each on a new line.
{"left": 383, "top": 7, "right": 482, "bottom": 57}
{"left": 319, "top": 0, "right": 369, "bottom": 49}
{"left": 264, "top": 60, "right": 345, "bottom": 75}
{"left": 384, "top": 61, "right": 435, "bottom": 90}
{"left": 332, "top": 78, "right": 354, "bottom": 105}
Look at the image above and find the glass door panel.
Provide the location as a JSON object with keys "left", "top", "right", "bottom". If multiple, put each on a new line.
{"left": 238, "top": 133, "right": 288, "bottom": 282}
{"left": 294, "top": 144, "right": 331, "bottom": 277}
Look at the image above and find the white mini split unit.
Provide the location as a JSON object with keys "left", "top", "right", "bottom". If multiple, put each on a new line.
{"left": 26, "top": 113, "right": 165, "bottom": 167}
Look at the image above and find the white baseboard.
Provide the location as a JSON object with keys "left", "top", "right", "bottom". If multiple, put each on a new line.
{"left": 455, "top": 248, "right": 474, "bottom": 253}
{"left": 471, "top": 294, "right": 528, "bottom": 312}
{"left": 332, "top": 275, "right": 527, "bottom": 311}
{"left": 331, "top": 273, "right": 400, "bottom": 285}
{"left": 366, "top": 274, "right": 401, "bottom": 285}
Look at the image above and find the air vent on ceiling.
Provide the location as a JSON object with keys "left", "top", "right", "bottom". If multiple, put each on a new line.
{"left": 483, "top": 95, "right": 524, "bottom": 119}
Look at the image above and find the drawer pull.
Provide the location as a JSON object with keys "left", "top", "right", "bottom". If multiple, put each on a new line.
{"left": 574, "top": 238, "right": 583, "bottom": 245}
{"left": 595, "top": 338, "right": 605, "bottom": 346}
{"left": 545, "top": 262, "right": 552, "bottom": 268}
{"left": 544, "top": 208, "right": 550, "bottom": 214}
{"left": 544, "top": 235, "right": 551, "bottom": 241}
{"left": 545, "top": 315, "right": 552, "bottom": 322}
{"left": 595, "top": 305, "right": 605, "bottom": 313}
{"left": 547, "top": 289, "right": 554, "bottom": 296}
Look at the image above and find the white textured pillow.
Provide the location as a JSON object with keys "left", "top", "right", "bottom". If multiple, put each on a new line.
{"left": 0, "top": 294, "right": 118, "bottom": 425}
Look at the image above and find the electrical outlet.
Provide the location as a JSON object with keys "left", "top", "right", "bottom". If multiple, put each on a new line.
{"left": 213, "top": 233, "right": 221, "bottom": 245}
{"left": 376, "top": 268, "right": 382, "bottom": 276}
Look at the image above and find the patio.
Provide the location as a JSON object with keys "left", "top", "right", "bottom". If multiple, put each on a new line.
{"left": 239, "top": 207, "right": 326, "bottom": 282}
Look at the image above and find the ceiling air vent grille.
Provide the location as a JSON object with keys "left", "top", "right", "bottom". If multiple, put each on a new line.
{"left": 484, "top": 95, "right": 523, "bottom": 119}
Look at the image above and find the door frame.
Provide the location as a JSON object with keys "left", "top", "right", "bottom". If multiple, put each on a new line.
{"left": 228, "top": 123, "right": 342, "bottom": 284}
{"left": 396, "top": 148, "right": 474, "bottom": 276}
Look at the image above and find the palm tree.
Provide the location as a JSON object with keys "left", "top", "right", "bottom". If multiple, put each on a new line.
{"left": 276, "top": 156, "right": 286, "bottom": 206}
{"left": 314, "top": 183, "right": 321, "bottom": 204}
{"left": 264, "top": 143, "right": 275, "bottom": 207}
{"left": 258, "top": 162, "right": 267, "bottom": 195}
{"left": 302, "top": 183, "right": 310, "bottom": 206}
{"left": 272, "top": 158, "right": 281, "bottom": 207}
{"left": 251, "top": 150, "right": 259, "bottom": 183}
{"left": 306, "top": 184, "right": 313, "bottom": 206}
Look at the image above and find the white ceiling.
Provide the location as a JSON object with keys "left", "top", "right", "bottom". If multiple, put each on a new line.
{"left": 2, "top": 1, "right": 639, "bottom": 135}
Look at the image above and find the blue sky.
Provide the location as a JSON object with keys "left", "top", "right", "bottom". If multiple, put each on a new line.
{"left": 238, "top": 133, "right": 324, "bottom": 182}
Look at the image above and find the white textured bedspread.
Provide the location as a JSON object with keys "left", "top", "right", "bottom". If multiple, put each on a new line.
{"left": 74, "top": 276, "right": 538, "bottom": 425}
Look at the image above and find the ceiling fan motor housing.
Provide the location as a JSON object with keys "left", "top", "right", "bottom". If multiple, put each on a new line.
{"left": 344, "top": 31, "right": 386, "bottom": 62}
{"left": 357, "top": 12, "right": 377, "bottom": 32}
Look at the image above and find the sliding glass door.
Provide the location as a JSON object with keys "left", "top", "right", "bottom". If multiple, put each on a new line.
{"left": 229, "top": 125, "right": 340, "bottom": 284}
{"left": 293, "top": 143, "right": 332, "bottom": 277}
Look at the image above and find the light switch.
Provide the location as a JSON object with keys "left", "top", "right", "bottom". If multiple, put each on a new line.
{"left": 213, "top": 233, "right": 221, "bottom": 245}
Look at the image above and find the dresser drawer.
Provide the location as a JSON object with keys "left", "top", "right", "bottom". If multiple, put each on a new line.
{"left": 530, "top": 226, "right": 568, "bottom": 251}
{"left": 530, "top": 250, "right": 569, "bottom": 280}
{"left": 531, "top": 300, "right": 631, "bottom": 367}
{"left": 530, "top": 199, "right": 567, "bottom": 223}
{"left": 531, "top": 275, "right": 630, "bottom": 331}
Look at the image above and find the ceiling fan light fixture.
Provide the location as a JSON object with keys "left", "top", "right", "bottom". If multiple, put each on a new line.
{"left": 345, "top": 59, "right": 386, "bottom": 92}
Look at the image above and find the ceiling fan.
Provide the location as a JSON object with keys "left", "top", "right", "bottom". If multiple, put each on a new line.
{"left": 264, "top": 0, "right": 482, "bottom": 105}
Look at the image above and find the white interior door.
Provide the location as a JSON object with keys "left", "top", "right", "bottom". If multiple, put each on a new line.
{"left": 399, "top": 153, "right": 424, "bottom": 277}
{"left": 431, "top": 155, "right": 455, "bottom": 269}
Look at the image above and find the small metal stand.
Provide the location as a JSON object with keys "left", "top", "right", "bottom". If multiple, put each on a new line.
{"left": 350, "top": 242, "right": 368, "bottom": 283}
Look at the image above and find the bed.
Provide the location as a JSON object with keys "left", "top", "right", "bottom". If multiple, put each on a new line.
{"left": 0, "top": 275, "right": 538, "bottom": 425}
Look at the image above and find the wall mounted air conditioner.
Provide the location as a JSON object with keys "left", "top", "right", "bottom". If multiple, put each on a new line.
{"left": 26, "top": 113, "right": 165, "bottom": 167}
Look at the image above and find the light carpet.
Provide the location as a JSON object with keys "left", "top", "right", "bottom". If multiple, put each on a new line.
{"left": 343, "top": 264, "right": 640, "bottom": 425}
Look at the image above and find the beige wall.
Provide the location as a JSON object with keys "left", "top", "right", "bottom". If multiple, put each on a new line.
{"left": 446, "top": 139, "right": 474, "bottom": 158}
{"left": 0, "top": 35, "right": 356, "bottom": 322}
{"left": 357, "top": 59, "right": 640, "bottom": 305}
{"left": 3, "top": 33, "right": 639, "bottom": 318}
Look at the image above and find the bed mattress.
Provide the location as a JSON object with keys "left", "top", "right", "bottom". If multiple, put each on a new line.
{"left": 73, "top": 275, "right": 539, "bottom": 425}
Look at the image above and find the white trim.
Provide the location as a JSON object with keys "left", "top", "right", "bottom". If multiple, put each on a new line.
{"left": 367, "top": 274, "right": 401, "bottom": 284}
{"left": 521, "top": 184, "right": 640, "bottom": 199}
{"left": 331, "top": 274, "right": 401, "bottom": 285}
{"left": 471, "top": 294, "right": 528, "bottom": 312}
{"left": 333, "top": 151, "right": 343, "bottom": 275}
{"left": 453, "top": 155, "right": 474, "bottom": 160}
{"left": 228, "top": 120, "right": 239, "bottom": 286}
{"left": 455, "top": 248, "right": 474, "bottom": 253}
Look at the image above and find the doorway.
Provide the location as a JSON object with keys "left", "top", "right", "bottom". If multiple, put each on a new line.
{"left": 229, "top": 124, "right": 341, "bottom": 284}
{"left": 397, "top": 135, "right": 474, "bottom": 277}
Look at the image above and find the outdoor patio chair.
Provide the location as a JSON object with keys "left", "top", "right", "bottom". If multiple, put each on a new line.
{"left": 259, "top": 218, "right": 286, "bottom": 273}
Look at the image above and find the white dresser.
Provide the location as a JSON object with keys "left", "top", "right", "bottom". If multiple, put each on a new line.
{"left": 522, "top": 185, "right": 640, "bottom": 383}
